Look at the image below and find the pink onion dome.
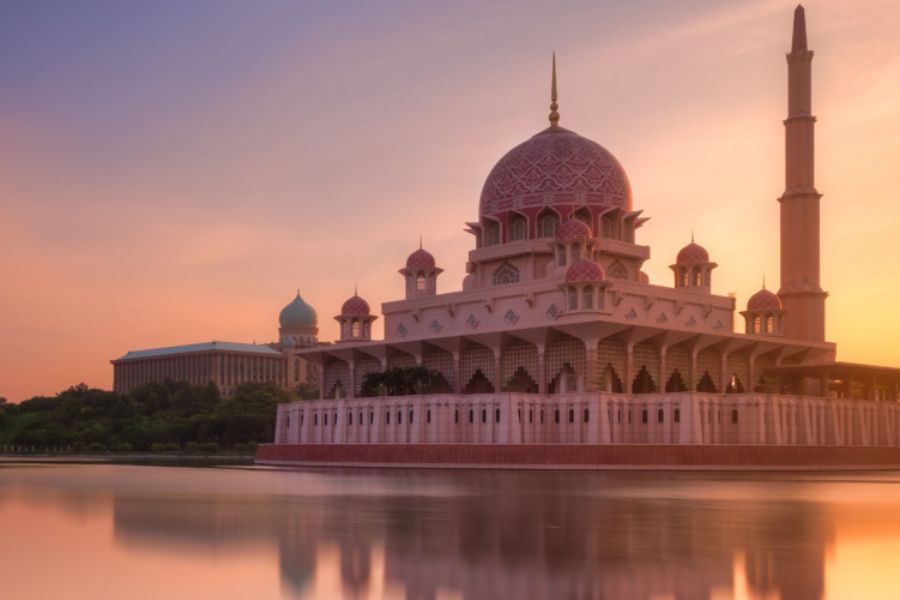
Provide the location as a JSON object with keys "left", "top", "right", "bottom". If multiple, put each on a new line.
{"left": 406, "top": 247, "right": 436, "bottom": 270}
{"left": 676, "top": 242, "right": 710, "bottom": 265}
{"left": 566, "top": 258, "right": 605, "bottom": 283}
{"left": 747, "top": 288, "right": 782, "bottom": 312}
{"left": 479, "top": 126, "right": 632, "bottom": 220}
{"left": 556, "top": 217, "right": 592, "bottom": 243}
{"left": 341, "top": 294, "right": 371, "bottom": 317}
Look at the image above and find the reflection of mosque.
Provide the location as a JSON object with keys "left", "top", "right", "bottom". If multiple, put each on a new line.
{"left": 111, "top": 473, "right": 830, "bottom": 600}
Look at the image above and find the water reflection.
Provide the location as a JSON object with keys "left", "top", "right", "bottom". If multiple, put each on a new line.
{"left": 2, "top": 465, "right": 900, "bottom": 599}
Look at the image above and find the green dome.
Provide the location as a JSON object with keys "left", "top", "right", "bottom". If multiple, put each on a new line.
{"left": 279, "top": 291, "right": 318, "bottom": 328}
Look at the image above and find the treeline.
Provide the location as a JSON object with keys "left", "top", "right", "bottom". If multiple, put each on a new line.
{"left": 0, "top": 381, "right": 302, "bottom": 453}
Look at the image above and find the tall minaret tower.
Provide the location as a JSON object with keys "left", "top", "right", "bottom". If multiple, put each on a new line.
{"left": 778, "top": 5, "right": 827, "bottom": 342}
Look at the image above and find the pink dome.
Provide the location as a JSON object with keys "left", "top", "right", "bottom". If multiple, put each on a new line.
{"left": 747, "top": 288, "right": 782, "bottom": 312}
{"left": 479, "top": 127, "right": 631, "bottom": 219}
{"left": 406, "top": 247, "right": 436, "bottom": 270}
{"left": 566, "top": 259, "right": 605, "bottom": 283}
{"left": 341, "top": 295, "right": 371, "bottom": 317}
{"left": 676, "top": 242, "right": 710, "bottom": 265}
{"left": 556, "top": 217, "right": 592, "bottom": 242}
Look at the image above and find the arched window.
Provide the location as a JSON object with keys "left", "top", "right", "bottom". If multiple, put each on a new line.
{"left": 557, "top": 246, "right": 567, "bottom": 267}
{"left": 493, "top": 263, "right": 519, "bottom": 285}
{"left": 609, "top": 261, "right": 628, "bottom": 280}
{"left": 416, "top": 273, "right": 426, "bottom": 290}
{"left": 752, "top": 317, "right": 762, "bottom": 334}
{"left": 582, "top": 286, "right": 594, "bottom": 309}
{"left": 351, "top": 319, "right": 361, "bottom": 337}
{"left": 567, "top": 286, "right": 578, "bottom": 311}
{"left": 766, "top": 315, "right": 775, "bottom": 333}
{"left": 692, "top": 268, "right": 703, "bottom": 286}
{"left": 572, "top": 245, "right": 582, "bottom": 261}
{"left": 601, "top": 214, "right": 615, "bottom": 239}
{"left": 681, "top": 269, "right": 690, "bottom": 287}
{"left": 509, "top": 215, "right": 527, "bottom": 241}
{"left": 537, "top": 211, "right": 559, "bottom": 238}
{"left": 484, "top": 220, "right": 500, "bottom": 246}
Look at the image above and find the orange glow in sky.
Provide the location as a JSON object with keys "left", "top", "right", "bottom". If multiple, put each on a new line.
{"left": 2, "top": 0, "right": 900, "bottom": 400}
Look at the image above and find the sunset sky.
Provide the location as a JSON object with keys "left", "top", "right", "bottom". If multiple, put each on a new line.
{"left": 2, "top": 0, "right": 900, "bottom": 401}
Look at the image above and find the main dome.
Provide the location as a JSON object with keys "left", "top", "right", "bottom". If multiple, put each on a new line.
{"left": 279, "top": 292, "right": 317, "bottom": 329}
{"left": 479, "top": 126, "right": 632, "bottom": 218}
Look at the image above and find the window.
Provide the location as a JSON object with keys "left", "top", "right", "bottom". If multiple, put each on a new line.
{"left": 583, "top": 408, "right": 589, "bottom": 423}
{"left": 484, "top": 221, "right": 501, "bottom": 246}
{"left": 732, "top": 409, "right": 739, "bottom": 424}
{"left": 455, "top": 409, "right": 459, "bottom": 424}
{"left": 541, "top": 409, "right": 544, "bottom": 423}
{"left": 582, "top": 286, "right": 594, "bottom": 309}
{"left": 752, "top": 317, "right": 762, "bottom": 334}
{"left": 658, "top": 408, "right": 664, "bottom": 423}
{"left": 359, "top": 411, "right": 363, "bottom": 425}
{"left": 681, "top": 270, "right": 690, "bottom": 287}
{"left": 495, "top": 408, "right": 500, "bottom": 423}
{"left": 314, "top": 414, "right": 318, "bottom": 426}
{"left": 398, "top": 410, "right": 402, "bottom": 424}
{"left": 572, "top": 245, "right": 581, "bottom": 261}
{"left": 509, "top": 215, "right": 527, "bottom": 241}
{"left": 609, "top": 261, "right": 628, "bottom": 280}
{"left": 641, "top": 409, "right": 648, "bottom": 424}
{"left": 386, "top": 412, "right": 390, "bottom": 424}
{"left": 427, "top": 409, "right": 431, "bottom": 424}
{"left": 568, "top": 409, "right": 574, "bottom": 423}
{"left": 557, "top": 246, "right": 567, "bottom": 267}
{"left": 409, "top": 410, "right": 414, "bottom": 424}
{"left": 538, "top": 212, "right": 559, "bottom": 238}
{"left": 348, "top": 412, "right": 352, "bottom": 425}
{"left": 493, "top": 263, "right": 520, "bottom": 286}
{"left": 517, "top": 409, "right": 521, "bottom": 423}
{"left": 324, "top": 414, "right": 328, "bottom": 426}
{"left": 766, "top": 315, "right": 775, "bottom": 333}
{"left": 369, "top": 412, "right": 373, "bottom": 425}
{"left": 351, "top": 320, "right": 361, "bottom": 337}
{"left": 692, "top": 268, "right": 703, "bottom": 286}
{"left": 568, "top": 286, "right": 578, "bottom": 311}
{"left": 674, "top": 408, "right": 681, "bottom": 424}
{"left": 481, "top": 408, "right": 487, "bottom": 423}
{"left": 529, "top": 408, "right": 533, "bottom": 423}
{"left": 554, "top": 409, "right": 560, "bottom": 424}
{"left": 416, "top": 273, "right": 426, "bottom": 291}
{"left": 469, "top": 409, "right": 474, "bottom": 424}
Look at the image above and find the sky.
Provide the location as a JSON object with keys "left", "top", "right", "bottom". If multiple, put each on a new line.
{"left": 2, "top": 0, "right": 900, "bottom": 401}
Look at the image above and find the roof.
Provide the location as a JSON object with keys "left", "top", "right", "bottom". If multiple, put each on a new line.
{"left": 764, "top": 362, "right": 900, "bottom": 380}
{"left": 115, "top": 341, "right": 282, "bottom": 362}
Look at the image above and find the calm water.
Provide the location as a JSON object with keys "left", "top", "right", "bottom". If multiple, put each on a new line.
{"left": 2, "top": 464, "right": 900, "bottom": 600}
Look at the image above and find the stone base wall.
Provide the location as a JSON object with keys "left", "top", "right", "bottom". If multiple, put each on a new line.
{"left": 256, "top": 443, "right": 900, "bottom": 469}
{"left": 273, "top": 392, "right": 900, "bottom": 448}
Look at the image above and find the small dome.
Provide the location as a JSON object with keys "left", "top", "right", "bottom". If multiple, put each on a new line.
{"left": 556, "top": 218, "right": 592, "bottom": 243}
{"left": 406, "top": 247, "right": 436, "bottom": 270}
{"left": 341, "top": 294, "right": 371, "bottom": 317}
{"left": 566, "top": 259, "right": 605, "bottom": 283}
{"left": 279, "top": 292, "right": 317, "bottom": 328}
{"left": 747, "top": 288, "right": 782, "bottom": 312}
{"left": 676, "top": 242, "right": 710, "bottom": 265}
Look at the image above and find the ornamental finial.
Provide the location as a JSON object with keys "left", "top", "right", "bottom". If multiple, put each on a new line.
{"left": 549, "top": 52, "right": 560, "bottom": 127}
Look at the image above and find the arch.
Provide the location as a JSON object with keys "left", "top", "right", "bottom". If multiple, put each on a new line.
{"left": 681, "top": 269, "right": 689, "bottom": 287}
{"left": 632, "top": 365, "right": 657, "bottom": 394}
{"left": 752, "top": 316, "right": 762, "bottom": 334}
{"left": 463, "top": 369, "right": 495, "bottom": 394}
{"left": 328, "top": 380, "right": 345, "bottom": 399}
{"left": 537, "top": 208, "right": 560, "bottom": 238}
{"left": 608, "top": 260, "right": 628, "bottom": 280}
{"left": 459, "top": 342, "right": 495, "bottom": 393}
{"left": 545, "top": 331, "right": 584, "bottom": 389}
{"left": 416, "top": 272, "right": 427, "bottom": 291}
{"left": 573, "top": 206, "right": 591, "bottom": 227}
{"left": 567, "top": 286, "right": 578, "bottom": 310}
{"left": 725, "top": 373, "right": 745, "bottom": 393}
{"left": 557, "top": 245, "right": 567, "bottom": 267}
{"left": 582, "top": 285, "right": 594, "bottom": 309}
{"left": 692, "top": 267, "right": 703, "bottom": 286}
{"left": 665, "top": 368, "right": 688, "bottom": 392}
{"left": 696, "top": 371, "right": 718, "bottom": 393}
{"left": 506, "top": 366, "right": 538, "bottom": 393}
{"left": 765, "top": 314, "right": 776, "bottom": 333}
{"left": 351, "top": 319, "right": 361, "bottom": 338}
{"left": 423, "top": 345, "right": 454, "bottom": 390}
{"left": 599, "top": 364, "right": 624, "bottom": 393}
{"left": 549, "top": 363, "right": 577, "bottom": 394}
{"left": 508, "top": 213, "right": 528, "bottom": 242}
{"left": 483, "top": 219, "right": 501, "bottom": 246}
{"left": 600, "top": 212, "right": 617, "bottom": 239}
{"left": 493, "top": 262, "right": 520, "bottom": 286}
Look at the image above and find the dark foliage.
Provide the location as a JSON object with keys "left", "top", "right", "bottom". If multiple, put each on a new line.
{"left": 0, "top": 380, "right": 296, "bottom": 452}
{"left": 359, "top": 367, "right": 450, "bottom": 397}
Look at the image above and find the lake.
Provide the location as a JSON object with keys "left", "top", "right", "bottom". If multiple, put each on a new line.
{"left": 1, "top": 462, "right": 900, "bottom": 599}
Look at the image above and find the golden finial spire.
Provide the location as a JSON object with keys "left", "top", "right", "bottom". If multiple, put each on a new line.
{"left": 419, "top": 233, "right": 423, "bottom": 249}
{"left": 762, "top": 275, "right": 766, "bottom": 289}
{"left": 549, "top": 52, "right": 560, "bottom": 127}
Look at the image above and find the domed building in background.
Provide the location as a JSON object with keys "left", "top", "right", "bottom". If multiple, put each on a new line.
{"left": 112, "top": 290, "right": 322, "bottom": 397}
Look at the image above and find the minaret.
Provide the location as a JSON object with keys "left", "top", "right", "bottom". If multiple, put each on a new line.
{"left": 778, "top": 5, "right": 827, "bottom": 342}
